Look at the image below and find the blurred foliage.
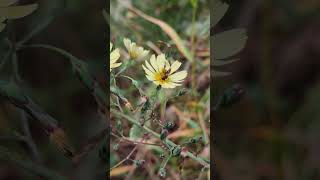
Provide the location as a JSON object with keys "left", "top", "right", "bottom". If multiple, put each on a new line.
{"left": 213, "top": 0, "right": 320, "bottom": 180}
{"left": 0, "top": 0, "right": 107, "bottom": 179}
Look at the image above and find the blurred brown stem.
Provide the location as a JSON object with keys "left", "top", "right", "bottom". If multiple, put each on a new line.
{"left": 20, "top": 110, "right": 42, "bottom": 163}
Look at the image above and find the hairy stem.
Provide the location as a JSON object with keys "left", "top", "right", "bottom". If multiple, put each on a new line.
{"left": 111, "top": 109, "right": 210, "bottom": 168}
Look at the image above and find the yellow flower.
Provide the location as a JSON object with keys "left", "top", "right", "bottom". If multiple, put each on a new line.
{"left": 142, "top": 54, "right": 187, "bottom": 88}
{"left": 123, "top": 38, "right": 149, "bottom": 60}
{"left": 110, "top": 43, "right": 121, "bottom": 72}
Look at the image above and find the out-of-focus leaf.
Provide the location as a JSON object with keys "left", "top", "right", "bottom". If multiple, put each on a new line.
{"left": 128, "top": 5, "right": 193, "bottom": 62}
{"left": 199, "top": 16, "right": 210, "bottom": 37}
{"left": 0, "top": 17, "right": 5, "bottom": 32}
{"left": 0, "top": 0, "right": 18, "bottom": 7}
{"left": 102, "top": 9, "right": 109, "bottom": 25}
{"left": 0, "top": 80, "right": 28, "bottom": 106}
{"left": 212, "top": 70, "right": 231, "bottom": 77}
{"left": 129, "top": 124, "right": 143, "bottom": 140}
{"left": 212, "top": 28, "right": 247, "bottom": 60}
{"left": 0, "top": 146, "right": 67, "bottom": 180}
{"left": 18, "top": 0, "right": 66, "bottom": 46}
{"left": 20, "top": 44, "right": 107, "bottom": 110}
{"left": 213, "top": 58, "right": 239, "bottom": 66}
{"left": 210, "top": 0, "right": 229, "bottom": 29}
{"left": 0, "top": 4, "right": 38, "bottom": 19}
{"left": 0, "top": 22, "right": 5, "bottom": 32}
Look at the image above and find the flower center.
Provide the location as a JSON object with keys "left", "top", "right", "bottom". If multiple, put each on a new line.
{"left": 129, "top": 51, "right": 139, "bottom": 59}
{"left": 154, "top": 69, "right": 170, "bottom": 84}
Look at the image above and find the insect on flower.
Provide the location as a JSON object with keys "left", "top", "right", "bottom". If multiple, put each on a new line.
{"left": 142, "top": 54, "right": 187, "bottom": 88}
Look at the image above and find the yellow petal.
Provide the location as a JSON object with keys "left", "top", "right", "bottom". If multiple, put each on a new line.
{"left": 145, "top": 60, "right": 156, "bottom": 73}
{"left": 110, "top": 49, "right": 120, "bottom": 63}
{"left": 169, "top": 70, "right": 187, "bottom": 82}
{"left": 156, "top": 54, "right": 166, "bottom": 71}
{"left": 170, "top": 61, "right": 182, "bottom": 74}
{"left": 150, "top": 55, "right": 158, "bottom": 72}
{"left": 146, "top": 75, "right": 155, "bottom": 81}
{"left": 123, "top": 38, "right": 131, "bottom": 50}
{"left": 110, "top": 62, "right": 122, "bottom": 68}
{"left": 142, "top": 64, "right": 155, "bottom": 77}
{"left": 162, "top": 82, "right": 181, "bottom": 88}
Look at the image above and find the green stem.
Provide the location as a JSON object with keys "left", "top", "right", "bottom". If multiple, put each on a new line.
{"left": 191, "top": 1, "right": 198, "bottom": 93}
{"left": 11, "top": 52, "right": 21, "bottom": 82}
{"left": 111, "top": 109, "right": 210, "bottom": 168}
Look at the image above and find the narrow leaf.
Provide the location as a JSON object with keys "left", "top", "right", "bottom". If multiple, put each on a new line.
{"left": 17, "top": 0, "right": 66, "bottom": 46}
{"left": 212, "top": 70, "right": 232, "bottom": 77}
{"left": 0, "top": 4, "right": 38, "bottom": 19}
{"left": 213, "top": 58, "right": 240, "bottom": 66}
{"left": 212, "top": 28, "right": 247, "bottom": 60}
{"left": 0, "top": 23, "right": 5, "bottom": 32}
{"left": 0, "top": 0, "right": 18, "bottom": 7}
{"left": 210, "top": 0, "right": 229, "bottom": 29}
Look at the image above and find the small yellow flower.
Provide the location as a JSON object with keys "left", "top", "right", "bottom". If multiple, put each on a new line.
{"left": 110, "top": 43, "right": 121, "bottom": 72}
{"left": 123, "top": 38, "right": 149, "bottom": 60}
{"left": 142, "top": 54, "right": 187, "bottom": 88}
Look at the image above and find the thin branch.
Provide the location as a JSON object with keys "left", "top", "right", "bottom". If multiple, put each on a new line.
{"left": 111, "top": 132, "right": 162, "bottom": 147}
{"left": 20, "top": 110, "right": 42, "bottom": 163}
{"left": 111, "top": 109, "right": 210, "bottom": 168}
{"left": 109, "top": 146, "right": 138, "bottom": 170}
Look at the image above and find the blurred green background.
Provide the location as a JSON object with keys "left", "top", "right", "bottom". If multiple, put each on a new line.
{"left": 0, "top": 0, "right": 107, "bottom": 179}
{"left": 214, "top": 0, "right": 320, "bottom": 179}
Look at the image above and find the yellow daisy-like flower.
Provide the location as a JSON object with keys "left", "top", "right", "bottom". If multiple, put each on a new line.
{"left": 123, "top": 38, "right": 149, "bottom": 60}
{"left": 110, "top": 43, "right": 121, "bottom": 72}
{"left": 142, "top": 54, "right": 187, "bottom": 88}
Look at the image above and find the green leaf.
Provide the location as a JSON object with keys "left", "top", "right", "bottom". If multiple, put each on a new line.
{"left": 18, "top": 0, "right": 66, "bottom": 46}
{"left": 0, "top": 80, "right": 28, "bottom": 105}
{"left": 19, "top": 44, "right": 107, "bottom": 107}
{"left": 0, "top": 0, "right": 18, "bottom": 7}
{"left": 212, "top": 28, "right": 247, "bottom": 60}
{"left": 213, "top": 58, "right": 240, "bottom": 66}
{"left": 212, "top": 70, "right": 231, "bottom": 77}
{"left": 210, "top": 0, "right": 229, "bottom": 29}
{"left": 120, "top": 75, "right": 144, "bottom": 95}
{"left": 129, "top": 125, "right": 143, "bottom": 140}
{"left": 0, "top": 4, "right": 38, "bottom": 19}
{"left": 0, "top": 22, "right": 5, "bottom": 32}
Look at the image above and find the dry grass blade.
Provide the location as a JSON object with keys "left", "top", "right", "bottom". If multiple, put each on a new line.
{"left": 110, "top": 165, "right": 135, "bottom": 177}
{"left": 126, "top": 5, "right": 193, "bottom": 62}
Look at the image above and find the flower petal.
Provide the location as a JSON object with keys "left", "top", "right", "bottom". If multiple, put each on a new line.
{"left": 145, "top": 60, "right": 156, "bottom": 73}
{"left": 142, "top": 64, "right": 155, "bottom": 77}
{"left": 162, "top": 82, "right": 181, "bottom": 88}
{"left": 146, "top": 74, "right": 155, "bottom": 81}
{"left": 170, "top": 61, "right": 182, "bottom": 74}
{"left": 150, "top": 55, "right": 158, "bottom": 72}
{"left": 156, "top": 54, "right": 166, "bottom": 71}
{"left": 123, "top": 38, "right": 131, "bottom": 51}
{"left": 110, "top": 49, "right": 120, "bottom": 63}
{"left": 169, "top": 70, "right": 187, "bottom": 82}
